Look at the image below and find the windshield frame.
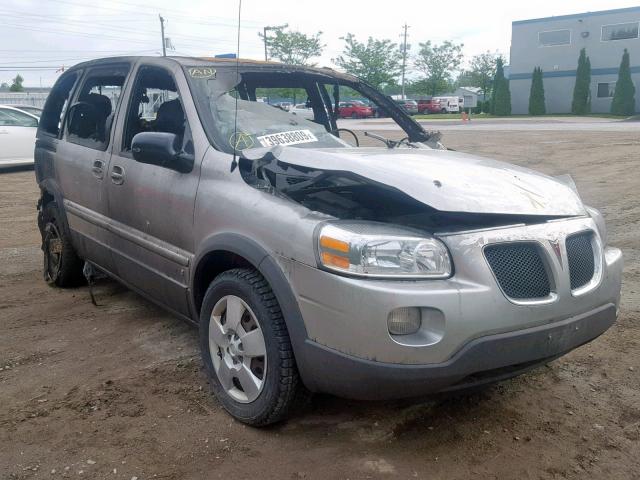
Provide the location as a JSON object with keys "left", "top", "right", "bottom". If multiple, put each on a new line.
{"left": 181, "top": 63, "right": 431, "bottom": 154}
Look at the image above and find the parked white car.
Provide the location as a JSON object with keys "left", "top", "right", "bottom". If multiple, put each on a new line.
{"left": 0, "top": 105, "right": 39, "bottom": 169}
{"left": 290, "top": 103, "right": 314, "bottom": 120}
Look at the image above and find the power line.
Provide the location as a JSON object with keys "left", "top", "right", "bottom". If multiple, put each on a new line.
{"left": 0, "top": 10, "right": 240, "bottom": 46}
{"left": 43, "top": 0, "right": 262, "bottom": 26}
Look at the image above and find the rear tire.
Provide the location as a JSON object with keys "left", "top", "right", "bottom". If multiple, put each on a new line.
{"left": 40, "top": 202, "right": 84, "bottom": 287}
{"left": 199, "top": 268, "right": 302, "bottom": 426}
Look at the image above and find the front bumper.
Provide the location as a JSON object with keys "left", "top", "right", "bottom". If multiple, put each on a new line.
{"left": 299, "top": 303, "right": 616, "bottom": 400}
{"left": 280, "top": 217, "right": 623, "bottom": 397}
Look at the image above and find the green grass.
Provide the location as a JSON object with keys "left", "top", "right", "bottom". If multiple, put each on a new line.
{"left": 412, "top": 113, "right": 630, "bottom": 121}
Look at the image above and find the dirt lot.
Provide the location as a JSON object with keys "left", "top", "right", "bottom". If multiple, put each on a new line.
{"left": 1, "top": 128, "right": 639, "bottom": 479}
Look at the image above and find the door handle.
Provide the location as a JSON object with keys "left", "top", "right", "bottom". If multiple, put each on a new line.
{"left": 111, "top": 165, "right": 125, "bottom": 185}
{"left": 91, "top": 159, "right": 104, "bottom": 179}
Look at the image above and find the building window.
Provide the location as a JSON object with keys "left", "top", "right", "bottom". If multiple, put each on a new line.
{"left": 601, "top": 22, "right": 639, "bottom": 41}
{"left": 538, "top": 29, "right": 571, "bottom": 46}
{"left": 597, "top": 82, "right": 616, "bottom": 98}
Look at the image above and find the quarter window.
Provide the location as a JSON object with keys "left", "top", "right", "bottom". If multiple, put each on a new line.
{"left": 538, "top": 29, "right": 571, "bottom": 46}
{"left": 601, "top": 22, "right": 639, "bottom": 41}
{"left": 40, "top": 72, "right": 79, "bottom": 136}
{"left": 597, "top": 82, "right": 616, "bottom": 98}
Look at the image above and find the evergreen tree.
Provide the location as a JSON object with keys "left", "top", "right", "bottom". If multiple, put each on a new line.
{"left": 528, "top": 67, "right": 546, "bottom": 115}
{"left": 490, "top": 58, "right": 501, "bottom": 114}
{"left": 611, "top": 49, "right": 636, "bottom": 116}
{"left": 492, "top": 57, "right": 511, "bottom": 115}
{"left": 571, "top": 48, "right": 591, "bottom": 114}
{"left": 9, "top": 74, "right": 24, "bottom": 92}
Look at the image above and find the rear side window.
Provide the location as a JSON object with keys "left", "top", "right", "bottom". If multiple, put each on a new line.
{"left": 66, "top": 65, "right": 129, "bottom": 151}
{"left": 40, "top": 72, "right": 79, "bottom": 136}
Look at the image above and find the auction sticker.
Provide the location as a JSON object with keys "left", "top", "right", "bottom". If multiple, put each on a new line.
{"left": 257, "top": 129, "right": 318, "bottom": 147}
{"left": 188, "top": 67, "right": 216, "bottom": 79}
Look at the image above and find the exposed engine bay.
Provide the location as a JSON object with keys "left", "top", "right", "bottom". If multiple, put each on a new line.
{"left": 239, "top": 154, "right": 573, "bottom": 234}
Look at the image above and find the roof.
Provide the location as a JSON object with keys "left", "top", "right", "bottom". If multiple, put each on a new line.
{"left": 513, "top": 6, "right": 640, "bottom": 25}
{"left": 456, "top": 86, "right": 483, "bottom": 95}
{"left": 65, "top": 55, "right": 355, "bottom": 81}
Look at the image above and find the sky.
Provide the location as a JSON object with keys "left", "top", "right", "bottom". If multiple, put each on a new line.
{"left": 1, "top": 0, "right": 639, "bottom": 87}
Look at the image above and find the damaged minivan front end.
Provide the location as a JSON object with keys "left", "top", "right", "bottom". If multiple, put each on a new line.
{"left": 186, "top": 59, "right": 622, "bottom": 400}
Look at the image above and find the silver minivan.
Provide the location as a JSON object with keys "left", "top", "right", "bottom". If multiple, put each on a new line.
{"left": 35, "top": 56, "right": 622, "bottom": 426}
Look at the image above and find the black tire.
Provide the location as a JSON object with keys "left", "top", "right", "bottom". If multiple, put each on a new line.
{"left": 40, "top": 202, "right": 84, "bottom": 287}
{"left": 199, "top": 268, "right": 301, "bottom": 426}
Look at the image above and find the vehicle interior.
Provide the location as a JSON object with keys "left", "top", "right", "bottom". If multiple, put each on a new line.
{"left": 122, "top": 66, "right": 188, "bottom": 152}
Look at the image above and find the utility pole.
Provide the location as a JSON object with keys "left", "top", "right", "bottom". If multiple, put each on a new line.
{"left": 159, "top": 14, "right": 166, "bottom": 57}
{"left": 400, "top": 23, "right": 410, "bottom": 100}
{"left": 262, "top": 24, "right": 288, "bottom": 61}
{"left": 263, "top": 26, "right": 268, "bottom": 61}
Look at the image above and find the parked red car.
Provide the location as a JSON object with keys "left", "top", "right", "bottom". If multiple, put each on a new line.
{"left": 417, "top": 99, "right": 442, "bottom": 114}
{"left": 338, "top": 101, "right": 374, "bottom": 118}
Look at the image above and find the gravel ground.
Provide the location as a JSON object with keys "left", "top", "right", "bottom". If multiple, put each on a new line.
{"left": 1, "top": 128, "right": 639, "bottom": 479}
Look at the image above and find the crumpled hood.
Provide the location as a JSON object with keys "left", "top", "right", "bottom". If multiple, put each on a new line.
{"left": 244, "top": 146, "right": 586, "bottom": 216}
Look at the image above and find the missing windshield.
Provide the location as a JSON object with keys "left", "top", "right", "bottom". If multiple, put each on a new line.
{"left": 184, "top": 64, "right": 431, "bottom": 154}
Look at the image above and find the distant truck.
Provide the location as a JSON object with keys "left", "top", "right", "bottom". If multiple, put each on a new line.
{"left": 431, "top": 96, "right": 465, "bottom": 113}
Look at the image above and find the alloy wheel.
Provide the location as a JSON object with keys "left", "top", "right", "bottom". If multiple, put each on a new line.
{"left": 209, "top": 295, "right": 267, "bottom": 403}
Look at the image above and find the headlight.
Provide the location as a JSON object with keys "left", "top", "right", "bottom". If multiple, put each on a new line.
{"left": 316, "top": 222, "right": 452, "bottom": 278}
{"left": 585, "top": 205, "right": 607, "bottom": 245}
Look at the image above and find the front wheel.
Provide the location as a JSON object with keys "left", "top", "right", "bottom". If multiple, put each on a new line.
{"left": 199, "top": 268, "right": 302, "bottom": 426}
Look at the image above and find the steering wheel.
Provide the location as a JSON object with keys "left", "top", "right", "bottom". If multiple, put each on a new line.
{"left": 333, "top": 128, "right": 359, "bottom": 147}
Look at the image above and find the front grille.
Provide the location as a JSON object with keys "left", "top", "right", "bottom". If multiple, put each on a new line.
{"left": 485, "top": 243, "right": 551, "bottom": 299}
{"left": 566, "top": 232, "right": 595, "bottom": 290}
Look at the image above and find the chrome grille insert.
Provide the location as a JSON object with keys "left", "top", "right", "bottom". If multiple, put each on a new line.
{"left": 485, "top": 243, "right": 551, "bottom": 299}
{"left": 566, "top": 232, "right": 595, "bottom": 290}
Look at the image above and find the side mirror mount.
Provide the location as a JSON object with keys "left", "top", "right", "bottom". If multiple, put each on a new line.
{"left": 131, "top": 132, "right": 192, "bottom": 173}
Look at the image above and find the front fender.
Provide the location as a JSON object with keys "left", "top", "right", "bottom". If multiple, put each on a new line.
{"left": 191, "top": 233, "right": 313, "bottom": 386}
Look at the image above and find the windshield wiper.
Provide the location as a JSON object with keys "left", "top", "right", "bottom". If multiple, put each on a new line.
{"left": 364, "top": 131, "right": 413, "bottom": 149}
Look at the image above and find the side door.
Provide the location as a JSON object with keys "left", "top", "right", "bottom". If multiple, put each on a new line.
{"left": 106, "top": 62, "right": 200, "bottom": 317}
{"left": 0, "top": 107, "right": 38, "bottom": 165}
{"left": 55, "top": 63, "right": 131, "bottom": 272}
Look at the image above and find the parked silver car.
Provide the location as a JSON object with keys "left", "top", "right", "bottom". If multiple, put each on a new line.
{"left": 35, "top": 57, "right": 622, "bottom": 426}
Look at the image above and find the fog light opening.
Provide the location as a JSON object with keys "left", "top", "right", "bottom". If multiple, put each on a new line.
{"left": 387, "top": 307, "right": 422, "bottom": 335}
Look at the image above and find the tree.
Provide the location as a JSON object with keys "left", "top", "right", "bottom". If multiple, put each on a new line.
{"left": 333, "top": 33, "right": 403, "bottom": 89}
{"left": 611, "top": 48, "right": 636, "bottom": 116}
{"left": 491, "top": 57, "right": 511, "bottom": 115}
{"left": 528, "top": 67, "right": 546, "bottom": 115}
{"left": 258, "top": 27, "right": 324, "bottom": 66}
{"left": 0, "top": 82, "right": 9, "bottom": 91}
{"left": 413, "top": 40, "right": 464, "bottom": 96}
{"left": 9, "top": 74, "right": 24, "bottom": 92}
{"left": 466, "top": 51, "right": 499, "bottom": 101}
{"left": 571, "top": 48, "right": 591, "bottom": 115}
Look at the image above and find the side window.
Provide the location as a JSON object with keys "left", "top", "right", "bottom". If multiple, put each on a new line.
{"left": 40, "top": 72, "right": 79, "bottom": 136}
{"left": 0, "top": 108, "right": 38, "bottom": 127}
{"left": 122, "top": 66, "right": 192, "bottom": 156}
{"left": 66, "top": 65, "right": 129, "bottom": 150}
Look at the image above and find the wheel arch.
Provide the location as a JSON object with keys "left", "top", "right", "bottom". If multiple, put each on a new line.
{"left": 191, "top": 233, "right": 310, "bottom": 380}
{"left": 37, "top": 179, "right": 71, "bottom": 237}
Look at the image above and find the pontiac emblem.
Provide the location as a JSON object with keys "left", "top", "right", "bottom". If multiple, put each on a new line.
{"left": 549, "top": 239, "right": 563, "bottom": 267}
